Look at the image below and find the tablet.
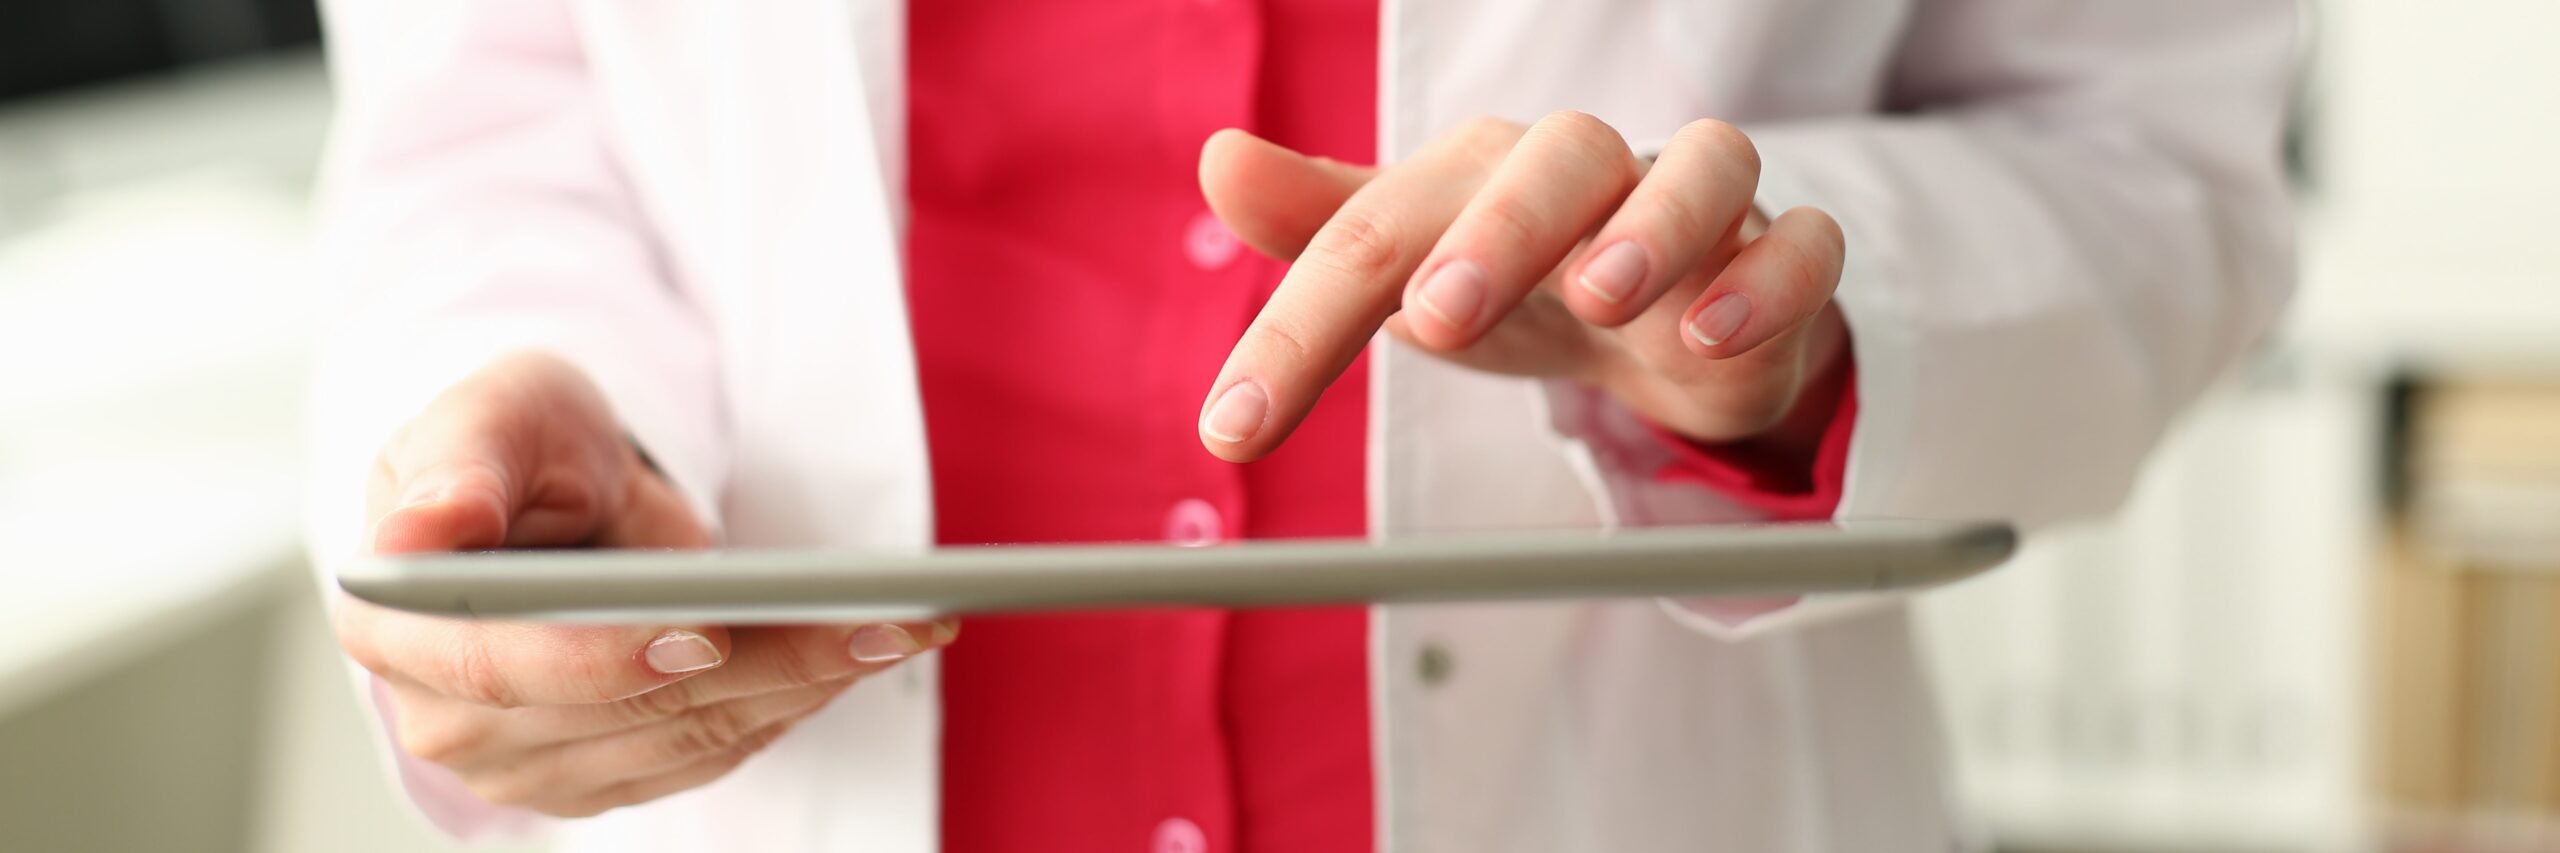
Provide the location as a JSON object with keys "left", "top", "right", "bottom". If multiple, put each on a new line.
{"left": 336, "top": 520, "right": 2015, "bottom": 624}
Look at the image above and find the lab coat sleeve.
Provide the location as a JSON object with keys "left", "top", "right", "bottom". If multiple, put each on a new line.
{"left": 302, "top": 0, "right": 726, "bottom": 837}
{"left": 1555, "top": 0, "right": 2300, "bottom": 639}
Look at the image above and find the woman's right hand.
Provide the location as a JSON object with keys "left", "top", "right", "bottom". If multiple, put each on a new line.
{"left": 332, "top": 352, "right": 957, "bottom": 817}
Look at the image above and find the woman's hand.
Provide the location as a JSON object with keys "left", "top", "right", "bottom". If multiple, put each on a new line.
{"left": 1197, "top": 112, "right": 1849, "bottom": 462}
{"left": 334, "top": 352, "right": 957, "bottom": 817}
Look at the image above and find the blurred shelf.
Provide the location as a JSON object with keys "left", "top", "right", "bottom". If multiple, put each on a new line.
{"left": 2383, "top": 810, "right": 2560, "bottom": 853}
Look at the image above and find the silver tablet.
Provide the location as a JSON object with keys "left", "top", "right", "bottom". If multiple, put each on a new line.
{"left": 336, "top": 520, "right": 2015, "bottom": 624}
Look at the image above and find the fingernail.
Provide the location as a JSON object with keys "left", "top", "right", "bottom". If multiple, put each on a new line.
{"left": 926, "top": 619, "right": 962, "bottom": 646}
{"left": 1576, "top": 242, "right": 1649, "bottom": 304}
{"left": 1415, "top": 260, "right": 1487, "bottom": 330}
{"left": 1201, "top": 380, "right": 1270, "bottom": 444}
{"left": 1688, "top": 293, "right": 1753, "bottom": 347}
{"left": 849, "top": 624, "right": 924, "bottom": 662}
{"left": 644, "top": 629, "right": 722, "bottom": 675}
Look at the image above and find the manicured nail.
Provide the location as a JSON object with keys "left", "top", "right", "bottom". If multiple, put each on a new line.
{"left": 1576, "top": 242, "right": 1648, "bottom": 304}
{"left": 1201, "top": 380, "right": 1269, "bottom": 444}
{"left": 644, "top": 629, "right": 723, "bottom": 674}
{"left": 1415, "top": 260, "right": 1488, "bottom": 330}
{"left": 849, "top": 624, "right": 924, "bottom": 662}
{"left": 1688, "top": 293, "right": 1752, "bottom": 347}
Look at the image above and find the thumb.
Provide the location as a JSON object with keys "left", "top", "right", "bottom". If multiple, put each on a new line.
{"left": 370, "top": 460, "right": 513, "bottom": 554}
{"left": 1199, "top": 128, "right": 1376, "bottom": 260}
{"left": 365, "top": 352, "right": 629, "bottom": 553}
{"left": 599, "top": 456, "right": 714, "bottom": 549}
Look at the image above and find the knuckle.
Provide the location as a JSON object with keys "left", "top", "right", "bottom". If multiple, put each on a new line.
{"left": 1649, "top": 191, "right": 1714, "bottom": 247}
{"left": 1532, "top": 111, "right": 1634, "bottom": 172}
{"left": 1676, "top": 119, "right": 1759, "bottom": 179}
{"left": 553, "top": 646, "right": 630, "bottom": 702}
{"left": 1784, "top": 238, "right": 1843, "bottom": 296}
{"left": 728, "top": 719, "right": 796, "bottom": 759}
{"left": 1794, "top": 206, "right": 1846, "bottom": 250}
{"left": 617, "top": 680, "right": 699, "bottom": 724}
{"left": 1449, "top": 116, "right": 1526, "bottom": 166}
{"left": 446, "top": 639, "right": 525, "bottom": 709}
{"left": 1535, "top": 110, "right": 1614, "bottom": 147}
{"left": 1783, "top": 250, "right": 1829, "bottom": 296}
{"left": 768, "top": 638, "right": 837, "bottom": 688}
{"left": 1456, "top": 115, "right": 1519, "bottom": 143}
{"left": 1250, "top": 312, "right": 1322, "bottom": 369}
{"left": 1307, "top": 209, "right": 1406, "bottom": 282}
{"left": 666, "top": 702, "right": 757, "bottom": 760}
{"left": 1639, "top": 177, "right": 1721, "bottom": 247}
{"left": 1770, "top": 209, "right": 1846, "bottom": 291}
{"left": 1538, "top": 109, "right": 1605, "bottom": 132}
{"left": 1470, "top": 199, "right": 1549, "bottom": 250}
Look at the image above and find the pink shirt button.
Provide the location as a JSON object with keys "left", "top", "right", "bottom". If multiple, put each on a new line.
{"left": 1184, "top": 210, "right": 1242, "bottom": 270}
{"left": 1165, "top": 498, "right": 1224, "bottom": 547}
{"left": 1153, "top": 817, "right": 1208, "bottom": 853}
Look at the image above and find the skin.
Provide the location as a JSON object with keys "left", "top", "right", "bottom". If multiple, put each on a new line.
{"left": 1196, "top": 112, "right": 1849, "bottom": 465}
{"left": 340, "top": 112, "right": 1845, "bottom": 817}
{"left": 336, "top": 352, "right": 958, "bottom": 817}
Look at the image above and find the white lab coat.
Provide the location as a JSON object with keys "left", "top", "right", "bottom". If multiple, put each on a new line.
{"left": 305, "top": 0, "right": 2297, "bottom": 851}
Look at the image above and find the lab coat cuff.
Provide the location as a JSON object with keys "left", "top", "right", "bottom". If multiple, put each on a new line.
{"left": 1538, "top": 378, "right": 1891, "bottom": 638}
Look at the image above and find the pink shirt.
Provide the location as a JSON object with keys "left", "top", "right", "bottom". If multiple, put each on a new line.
{"left": 909, "top": 1, "right": 1382, "bottom": 852}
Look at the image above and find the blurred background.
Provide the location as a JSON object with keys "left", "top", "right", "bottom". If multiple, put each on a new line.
{"left": 0, "top": 1, "right": 2552, "bottom": 851}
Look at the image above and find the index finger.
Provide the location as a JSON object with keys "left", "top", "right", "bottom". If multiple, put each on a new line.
{"left": 335, "top": 596, "right": 730, "bottom": 708}
{"left": 1197, "top": 123, "right": 1515, "bottom": 462}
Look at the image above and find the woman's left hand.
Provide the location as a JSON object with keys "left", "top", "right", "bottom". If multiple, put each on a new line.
{"left": 1197, "top": 112, "right": 1849, "bottom": 462}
